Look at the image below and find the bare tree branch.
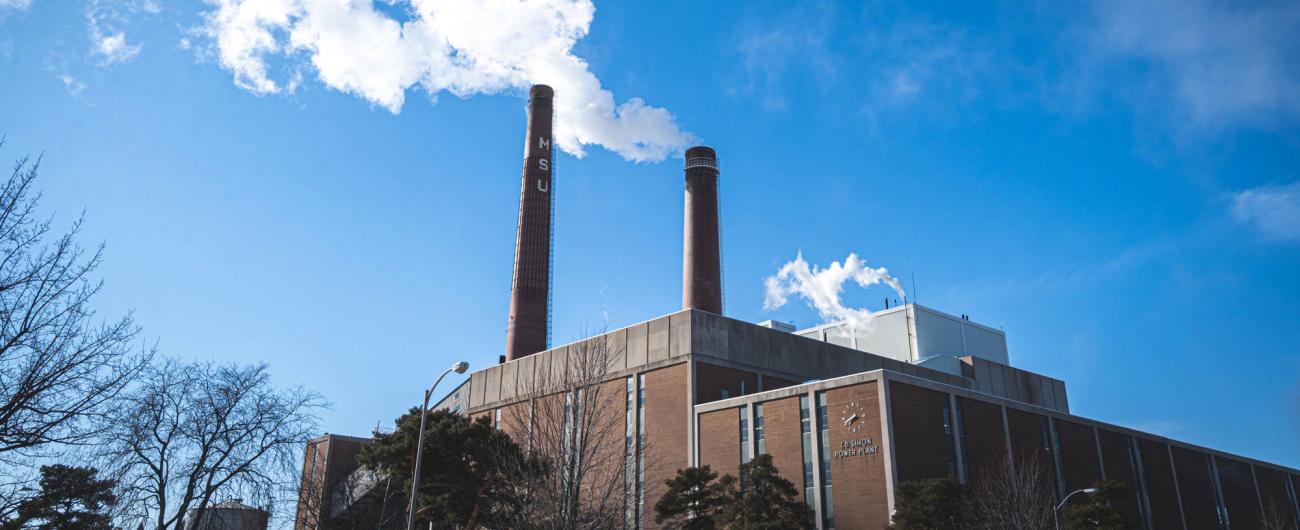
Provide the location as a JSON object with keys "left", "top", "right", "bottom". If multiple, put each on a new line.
{"left": 100, "top": 359, "right": 326, "bottom": 530}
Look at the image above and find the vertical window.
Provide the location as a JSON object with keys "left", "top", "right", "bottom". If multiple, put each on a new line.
{"left": 1043, "top": 417, "right": 1064, "bottom": 500}
{"left": 740, "top": 407, "right": 751, "bottom": 465}
{"left": 624, "top": 377, "right": 635, "bottom": 529}
{"left": 799, "top": 395, "right": 814, "bottom": 510}
{"left": 942, "top": 398, "right": 957, "bottom": 478}
{"left": 1127, "top": 436, "right": 1153, "bottom": 530}
{"left": 817, "top": 392, "right": 834, "bottom": 530}
{"left": 1208, "top": 456, "right": 1229, "bottom": 528}
{"left": 721, "top": 387, "right": 730, "bottom": 399}
{"left": 755, "top": 403, "right": 766, "bottom": 456}
{"left": 637, "top": 373, "right": 646, "bottom": 529}
{"left": 955, "top": 398, "right": 970, "bottom": 481}
{"left": 494, "top": 408, "right": 501, "bottom": 430}
{"left": 1284, "top": 474, "right": 1300, "bottom": 529}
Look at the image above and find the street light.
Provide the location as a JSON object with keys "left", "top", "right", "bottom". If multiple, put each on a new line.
{"left": 405, "top": 361, "right": 470, "bottom": 530}
{"left": 1053, "top": 487, "right": 1099, "bottom": 530}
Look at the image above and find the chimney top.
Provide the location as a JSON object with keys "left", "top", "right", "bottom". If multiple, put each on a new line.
{"left": 530, "top": 84, "right": 554, "bottom": 99}
{"left": 685, "top": 145, "right": 716, "bottom": 161}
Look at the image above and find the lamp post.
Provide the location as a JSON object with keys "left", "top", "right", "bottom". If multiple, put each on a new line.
{"left": 405, "top": 361, "right": 469, "bottom": 530}
{"left": 1053, "top": 487, "right": 1099, "bottom": 530}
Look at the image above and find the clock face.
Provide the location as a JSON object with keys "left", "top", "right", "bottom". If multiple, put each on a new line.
{"left": 840, "top": 401, "right": 866, "bottom": 433}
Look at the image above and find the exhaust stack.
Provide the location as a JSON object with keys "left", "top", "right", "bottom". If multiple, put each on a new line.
{"left": 682, "top": 145, "right": 722, "bottom": 314}
{"left": 505, "top": 85, "right": 555, "bottom": 361}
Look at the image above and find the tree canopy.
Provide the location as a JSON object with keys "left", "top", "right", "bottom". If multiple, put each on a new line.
{"left": 890, "top": 477, "right": 972, "bottom": 530}
{"left": 3, "top": 464, "right": 117, "bottom": 530}
{"left": 357, "top": 408, "right": 542, "bottom": 529}
{"left": 654, "top": 465, "right": 728, "bottom": 530}
{"left": 1062, "top": 480, "right": 1132, "bottom": 530}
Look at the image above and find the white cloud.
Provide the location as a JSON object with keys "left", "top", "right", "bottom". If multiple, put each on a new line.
{"left": 763, "top": 252, "right": 905, "bottom": 335}
{"left": 0, "top": 0, "right": 31, "bottom": 10}
{"left": 196, "top": 0, "right": 691, "bottom": 162}
{"left": 1231, "top": 181, "right": 1300, "bottom": 243}
{"left": 87, "top": 0, "right": 148, "bottom": 65}
{"left": 1085, "top": 0, "right": 1300, "bottom": 131}
{"left": 60, "top": 74, "right": 87, "bottom": 96}
{"left": 93, "top": 30, "right": 141, "bottom": 64}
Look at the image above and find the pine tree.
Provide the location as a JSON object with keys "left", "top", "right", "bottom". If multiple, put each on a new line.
{"left": 1062, "top": 480, "right": 1133, "bottom": 530}
{"left": 890, "top": 478, "right": 972, "bottom": 530}
{"left": 718, "top": 454, "right": 814, "bottom": 530}
{"left": 653, "top": 466, "right": 728, "bottom": 530}
{"left": 5, "top": 465, "right": 117, "bottom": 530}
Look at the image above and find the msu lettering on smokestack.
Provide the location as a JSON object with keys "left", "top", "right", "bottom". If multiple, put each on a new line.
{"left": 683, "top": 146, "right": 722, "bottom": 314}
{"left": 505, "top": 85, "right": 554, "bottom": 361}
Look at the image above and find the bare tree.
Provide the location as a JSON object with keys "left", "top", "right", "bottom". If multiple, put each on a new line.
{"left": 500, "top": 328, "right": 641, "bottom": 530}
{"left": 1260, "top": 495, "right": 1298, "bottom": 530}
{"left": 968, "top": 451, "right": 1056, "bottom": 530}
{"left": 101, "top": 359, "right": 326, "bottom": 530}
{"left": 0, "top": 142, "right": 144, "bottom": 515}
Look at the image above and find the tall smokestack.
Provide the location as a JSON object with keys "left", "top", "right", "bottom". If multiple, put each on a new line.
{"left": 682, "top": 145, "right": 722, "bottom": 314}
{"left": 505, "top": 85, "right": 555, "bottom": 361}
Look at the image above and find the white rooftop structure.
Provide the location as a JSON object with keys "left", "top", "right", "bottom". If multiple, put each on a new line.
{"left": 794, "top": 304, "right": 1010, "bottom": 377}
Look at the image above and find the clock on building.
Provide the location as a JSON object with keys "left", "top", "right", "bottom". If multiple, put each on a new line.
{"left": 840, "top": 401, "right": 866, "bottom": 433}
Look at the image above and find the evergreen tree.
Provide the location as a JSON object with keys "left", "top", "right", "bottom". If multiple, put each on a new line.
{"left": 1062, "top": 480, "right": 1132, "bottom": 530}
{"left": 890, "top": 478, "right": 971, "bottom": 530}
{"left": 718, "top": 454, "right": 814, "bottom": 530}
{"left": 357, "top": 408, "right": 543, "bottom": 529}
{"left": 4, "top": 465, "right": 117, "bottom": 530}
{"left": 653, "top": 465, "right": 727, "bottom": 530}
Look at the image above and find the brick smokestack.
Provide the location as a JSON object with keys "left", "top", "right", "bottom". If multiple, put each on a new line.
{"left": 682, "top": 145, "right": 722, "bottom": 314}
{"left": 505, "top": 85, "right": 555, "bottom": 361}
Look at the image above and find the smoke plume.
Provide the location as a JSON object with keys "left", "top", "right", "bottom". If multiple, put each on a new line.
{"left": 197, "top": 0, "right": 691, "bottom": 162}
{"left": 763, "top": 252, "right": 905, "bottom": 334}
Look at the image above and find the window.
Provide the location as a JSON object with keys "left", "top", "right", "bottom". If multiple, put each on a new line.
{"left": 755, "top": 403, "right": 766, "bottom": 455}
{"left": 494, "top": 408, "right": 501, "bottom": 430}
{"left": 799, "top": 395, "right": 814, "bottom": 510}
{"left": 1208, "top": 456, "right": 1229, "bottom": 527}
{"left": 1127, "top": 436, "right": 1154, "bottom": 530}
{"left": 636, "top": 374, "right": 646, "bottom": 528}
{"left": 740, "top": 407, "right": 750, "bottom": 465}
{"left": 625, "top": 377, "right": 636, "bottom": 529}
{"left": 817, "top": 392, "right": 834, "bottom": 530}
{"left": 721, "top": 387, "right": 730, "bottom": 399}
{"left": 942, "top": 399, "right": 957, "bottom": 478}
{"left": 955, "top": 398, "right": 970, "bottom": 481}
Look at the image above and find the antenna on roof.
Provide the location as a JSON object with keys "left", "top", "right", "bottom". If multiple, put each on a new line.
{"left": 910, "top": 267, "right": 918, "bottom": 305}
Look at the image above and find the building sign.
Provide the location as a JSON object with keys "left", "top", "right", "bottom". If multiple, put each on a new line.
{"left": 833, "top": 437, "right": 879, "bottom": 459}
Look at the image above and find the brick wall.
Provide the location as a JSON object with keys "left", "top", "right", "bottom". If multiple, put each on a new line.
{"left": 1005, "top": 408, "right": 1054, "bottom": 492}
{"left": 1096, "top": 429, "right": 1143, "bottom": 525}
{"left": 1172, "top": 445, "right": 1219, "bottom": 530}
{"left": 763, "top": 376, "right": 799, "bottom": 392}
{"left": 643, "top": 363, "right": 689, "bottom": 529}
{"left": 698, "top": 407, "right": 741, "bottom": 474}
{"left": 1215, "top": 456, "right": 1262, "bottom": 529}
{"left": 1138, "top": 438, "right": 1184, "bottom": 530}
{"left": 694, "top": 362, "right": 758, "bottom": 404}
{"left": 825, "top": 382, "right": 888, "bottom": 529}
{"left": 1254, "top": 466, "right": 1299, "bottom": 527}
{"left": 1055, "top": 420, "right": 1101, "bottom": 494}
{"left": 957, "top": 396, "right": 1007, "bottom": 486}
{"left": 759, "top": 396, "right": 806, "bottom": 502}
{"left": 889, "top": 382, "right": 953, "bottom": 482}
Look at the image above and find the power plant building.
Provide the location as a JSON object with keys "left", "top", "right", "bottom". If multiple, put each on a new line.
{"left": 294, "top": 86, "right": 1300, "bottom": 530}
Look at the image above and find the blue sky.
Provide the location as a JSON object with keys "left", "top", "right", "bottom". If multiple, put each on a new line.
{"left": 2, "top": 0, "right": 1298, "bottom": 468}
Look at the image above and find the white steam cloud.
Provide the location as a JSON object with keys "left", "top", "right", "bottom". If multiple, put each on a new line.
{"left": 1230, "top": 181, "right": 1300, "bottom": 243}
{"left": 764, "top": 252, "right": 906, "bottom": 335}
{"left": 197, "top": 0, "right": 691, "bottom": 162}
